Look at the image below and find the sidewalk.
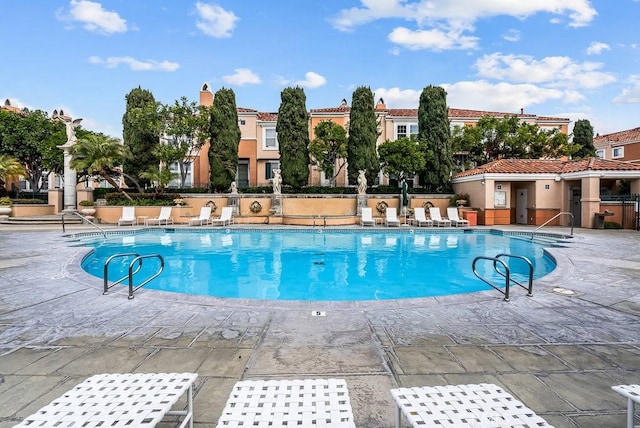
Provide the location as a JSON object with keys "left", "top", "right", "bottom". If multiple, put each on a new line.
{"left": 0, "top": 226, "right": 638, "bottom": 427}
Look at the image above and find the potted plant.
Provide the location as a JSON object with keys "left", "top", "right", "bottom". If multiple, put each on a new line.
{"left": 79, "top": 200, "right": 96, "bottom": 216}
{"left": 450, "top": 193, "right": 469, "bottom": 207}
{"left": 0, "top": 197, "right": 12, "bottom": 216}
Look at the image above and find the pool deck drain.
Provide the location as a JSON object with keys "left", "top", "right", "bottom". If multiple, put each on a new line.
{"left": 0, "top": 224, "right": 639, "bottom": 428}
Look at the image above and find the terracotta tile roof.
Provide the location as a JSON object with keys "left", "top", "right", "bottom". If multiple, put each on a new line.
{"left": 257, "top": 112, "right": 277, "bottom": 121}
{"left": 453, "top": 157, "right": 640, "bottom": 178}
{"left": 309, "top": 106, "right": 351, "bottom": 113}
{"left": 237, "top": 107, "right": 258, "bottom": 113}
{"left": 309, "top": 106, "right": 569, "bottom": 122}
{"left": 594, "top": 127, "right": 640, "bottom": 146}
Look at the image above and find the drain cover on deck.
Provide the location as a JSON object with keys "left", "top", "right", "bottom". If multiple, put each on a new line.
{"left": 311, "top": 310, "right": 326, "bottom": 317}
{"left": 552, "top": 287, "right": 576, "bottom": 295}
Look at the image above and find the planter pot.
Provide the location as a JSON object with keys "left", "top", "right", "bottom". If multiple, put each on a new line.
{"left": 0, "top": 206, "right": 12, "bottom": 216}
{"left": 81, "top": 208, "right": 96, "bottom": 216}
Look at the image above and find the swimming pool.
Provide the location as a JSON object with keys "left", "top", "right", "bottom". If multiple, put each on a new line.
{"left": 80, "top": 229, "right": 556, "bottom": 301}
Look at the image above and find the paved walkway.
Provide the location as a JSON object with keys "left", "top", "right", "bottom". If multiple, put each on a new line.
{"left": 0, "top": 224, "right": 638, "bottom": 427}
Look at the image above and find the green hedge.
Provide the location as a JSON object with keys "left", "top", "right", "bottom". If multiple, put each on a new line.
{"left": 105, "top": 192, "right": 178, "bottom": 206}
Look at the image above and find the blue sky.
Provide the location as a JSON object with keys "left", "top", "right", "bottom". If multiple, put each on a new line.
{"left": 1, "top": 1, "right": 639, "bottom": 139}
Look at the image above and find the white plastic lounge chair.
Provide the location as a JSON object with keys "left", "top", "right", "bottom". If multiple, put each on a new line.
{"left": 211, "top": 206, "right": 234, "bottom": 226}
{"left": 447, "top": 207, "right": 470, "bottom": 227}
{"left": 411, "top": 207, "right": 433, "bottom": 227}
{"left": 385, "top": 207, "right": 401, "bottom": 227}
{"left": 217, "top": 379, "right": 356, "bottom": 428}
{"left": 360, "top": 207, "right": 376, "bottom": 227}
{"left": 429, "top": 207, "right": 451, "bottom": 227}
{"left": 391, "top": 383, "right": 551, "bottom": 428}
{"left": 146, "top": 206, "right": 173, "bottom": 226}
{"left": 117, "top": 206, "right": 136, "bottom": 226}
{"left": 189, "top": 206, "right": 212, "bottom": 226}
{"left": 17, "top": 373, "right": 198, "bottom": 428}
{"left": 612, "top": 384, "right": 640, "bottom": 428}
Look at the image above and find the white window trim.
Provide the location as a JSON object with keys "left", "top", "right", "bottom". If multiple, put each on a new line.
{"left": 612, "top": 146, "right": 624, "bottom": 159}
{"left": 595, "top": 149, "right": 605, "bottom": 159}
{"left": 263, "top": 127, "right": 278, "bottom": 150}
{"left": 394, "top": 122, "right": 418, "bottom": 140}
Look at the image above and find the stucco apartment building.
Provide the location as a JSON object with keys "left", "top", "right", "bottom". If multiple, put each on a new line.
{"left": 594, "top": 126, "right": 640, "bottom": 165}
{"left": 193, "top": 84, "right": 571, "bottom": 189}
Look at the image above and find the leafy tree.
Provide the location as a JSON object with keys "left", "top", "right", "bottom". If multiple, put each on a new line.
{"left": 0, "top": 109, "right": 65, "bottom": 193}
{"left": 0, "top": 154, "right": 26, "bottom": 194}
{"left": 308, "top": 120, "right": 347, "bottom": 186}
{"left": 347, "top": 86, "right": 379, "bottom": 185}
{"left": 418, "top": 85, "right": 454, "bottom": 191}
{"left": 451, "top": 115, "right": 576, "bottom": 169}
{"left": 378, "top": 136, "right": 426, "bottom": 182}
{"left": 160, "top": 96, "right": 209, "bottom": 187}
{"left": 122, "top": 87, "right": 160, "bottom": 188}
{"left": 208, "top": 88, "right": 241, "bottom": 191}
{"left": 70, "top": 133, "right": 134, "bottom": 200}
{"left": 139, "top": 166, "right": 177, "bottom": 194}
{"left": 276, "top": 87, "right": 310, "bottom": 188}
{"left": 451, "top": 124, "right": 485, "bottom": 171}
{"left": 572, "top": 119, "right": 596, "bottom": 158}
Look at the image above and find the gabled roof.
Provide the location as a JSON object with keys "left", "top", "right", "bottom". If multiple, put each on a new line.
{"left": 594, "top": 127, "right": 640, "bottom": 146}
{"left": 453, "top": 158, "right": 640, "bottom": 179}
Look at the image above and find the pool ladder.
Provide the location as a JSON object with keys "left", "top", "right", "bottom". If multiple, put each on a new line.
{"left": 103, "top": 253, "right": 165, "bottom": 299}
{"left": 472, "top": 254, "right": 534, "bottom": 301}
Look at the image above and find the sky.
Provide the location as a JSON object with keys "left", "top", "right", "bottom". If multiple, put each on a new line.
{"left": 1, "top": 1, "right": 639, "bottom": 139}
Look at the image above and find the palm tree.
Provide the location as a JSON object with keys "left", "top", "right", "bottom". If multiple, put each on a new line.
{"left": 140, "top": 166, "right": 177, "bottom": 194}
{"left": 70, "top": 134, "right": 135, "bottom": 200}
{"left": 0, "top": 155, "right": 26, "bottom": 193}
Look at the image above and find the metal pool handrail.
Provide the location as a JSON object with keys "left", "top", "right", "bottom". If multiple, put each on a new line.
{"left": 531, "top": 212, "right": 574, "bottom": 239}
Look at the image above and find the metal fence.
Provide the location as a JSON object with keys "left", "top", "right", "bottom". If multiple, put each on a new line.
{"left": 600, "top": 193, "right": 640, "bottom": 230}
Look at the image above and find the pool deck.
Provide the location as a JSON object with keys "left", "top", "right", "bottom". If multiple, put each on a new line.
{"left": 0, "top": 223, "right": 638, "bottom": 427}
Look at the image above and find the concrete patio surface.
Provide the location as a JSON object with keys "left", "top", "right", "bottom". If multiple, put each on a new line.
{"left": 0, "top": 223, "right": 638, "bottom": 427}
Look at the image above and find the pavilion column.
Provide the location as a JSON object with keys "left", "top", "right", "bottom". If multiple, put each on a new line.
{"left": 581, "top": 175, "right": 601, "bottom": 228}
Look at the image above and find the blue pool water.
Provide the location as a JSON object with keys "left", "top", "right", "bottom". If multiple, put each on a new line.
{"left": 80, "top": 230, "right": 556, "bottom": 301}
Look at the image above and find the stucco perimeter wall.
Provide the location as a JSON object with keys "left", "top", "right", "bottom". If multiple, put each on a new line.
{"left": 92, "top": 194, "right": 454, "bottom": 225}
{"left": 10, "top": 204, "right": 56, "bottom": 217}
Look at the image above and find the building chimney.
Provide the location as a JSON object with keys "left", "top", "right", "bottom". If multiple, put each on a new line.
{"left": 520, "top": 108, "right": 524, "bottom": 115}
{"left": 199, "top": 83, "right": 213, "bottom": 106}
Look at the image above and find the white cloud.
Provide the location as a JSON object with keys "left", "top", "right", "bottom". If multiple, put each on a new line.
{"left": 195, "top": 2, "right": 238, "bottom": 38}
{"left": 89, "top": 56, "right": 179, "bottom": 72}
{"left": 586, "top": 41, "right": 610, "bottom": 55}
{"left": 59, "top": 0, "right": 127, "bottom": 35}
{"left": 442, "top": 80, "right": 570, "bottom": 112}
{"left": 295, "top": 72, "right": 327, "bottom": 89}
{"left": 222, "top": 68, "right": 261, "bottom": 85}
{"left": 613, "top": 74, "right": 640, "bottom": 104}
{"left": 475, "top": 53, "right": 616, "bottom": 89}
{"left": 388, "top": 27, "right": 478, "bottom": 51}
{"left": 502, "top": 29, "right": 520, "bottom": 42}
{"left": 331, "top": 0, "right": 597, "bottom": 31}
{"left": 372, "top": 87, "right": 421, "bottom": 108}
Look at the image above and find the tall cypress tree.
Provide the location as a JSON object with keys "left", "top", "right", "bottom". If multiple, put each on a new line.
{"left": 418, "top": 85, "right": 453, "bottom": 191}
{"left": 276, "top": 87, "right": 310, "bottom": 188}
{"left": 347, "top": 86, "right": 379, "bottom": 185}
{"left": 209, "top": 88, "right": 241, "bottom": 192}
{"left": 572, "top": 119, "right": 595, "bottom": 158}
{"left": 122, "top": 87, "right": 160, "bottom": 188}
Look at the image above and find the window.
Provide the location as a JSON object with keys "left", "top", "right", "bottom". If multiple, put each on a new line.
{"left": 595, "top": 149, "right": 605, "bottom": 159}
{"left": 545, "top": 184, "right": 550, "bottom": 190}
{"left": 396, "top": 123, "right": 418, "bottom": 139}
{"left": 239, "top": 119, "right": 246, "bottom": 125}
{"left": 264, "top": 128, "right": 278, "bottom": 150}
{"left": 494, "top": 191, "right": 506, "bottom": 207}
{"left": 612, "top": 146, "right": 624, "bottom": 159}
{"left": 265, "top": 161, "right": 280, "bottom": 181}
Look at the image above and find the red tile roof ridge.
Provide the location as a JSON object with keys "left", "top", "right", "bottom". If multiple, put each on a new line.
{"left": 594, "top": 126, "right": 640, "bottom": 144}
